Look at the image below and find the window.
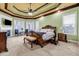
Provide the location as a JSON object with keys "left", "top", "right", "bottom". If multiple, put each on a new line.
{"left": 62, "top": 13, "right": 76, "bottom": 35}
{"left": 14, "top": 20, "right": 25, "bottom": 33}
{"left": 26, "top": 21, "right": 36, "bottom": 31}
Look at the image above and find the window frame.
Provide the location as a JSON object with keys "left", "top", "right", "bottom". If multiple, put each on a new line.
{"left": 62, "top": 13, "right": 77, "bottom": 35}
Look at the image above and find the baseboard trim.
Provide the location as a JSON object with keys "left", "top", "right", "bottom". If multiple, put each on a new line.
{"left": 68, "top": 39, "right": 78, "bottom": 44}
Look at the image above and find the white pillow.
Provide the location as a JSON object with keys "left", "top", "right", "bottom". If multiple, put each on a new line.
{"left": 40, "top": 29, "right": 48, "bottom": 32}
{"left": 46, "top": 29, "right": 54, "bottom": 32}
{"left": 40, "top": 29, "right": 54, "bottom": 33}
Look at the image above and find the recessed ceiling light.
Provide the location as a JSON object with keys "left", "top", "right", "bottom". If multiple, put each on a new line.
{"left": 57, "top": 10, "right": 61, "bottom": 13}
{"left": 56, "top": 8, "right": 59, "bottom": 10}
{"left": 40, "top": 16, "right": 44, "bottom": 20}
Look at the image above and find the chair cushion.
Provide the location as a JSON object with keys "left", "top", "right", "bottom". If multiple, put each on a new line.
{"left": 25, "top": 36, "right": 37, "bottom": 41}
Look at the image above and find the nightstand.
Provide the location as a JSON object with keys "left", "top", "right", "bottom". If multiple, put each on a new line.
{"left": 58, "top": 33, "right": 67, "bottom": 42}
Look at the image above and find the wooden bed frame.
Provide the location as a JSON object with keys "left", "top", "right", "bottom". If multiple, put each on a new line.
{"left": 27, "top": 25, "right": 58, "bottom": 47}
{"left": 42, "top": 25, "right": 57, "bottom": 40}
{"left": 42, "top": 25, "right": 57, "bottom": 44}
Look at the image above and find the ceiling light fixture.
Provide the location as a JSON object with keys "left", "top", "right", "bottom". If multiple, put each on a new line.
{"left": 28, "top": 3, "right": 33, "bottom": 16}
{"left": 56, "top": 10, "right": 61, "bottom": 13}
{"left": 28, "top": 12, "right": 32, "bottom": 16}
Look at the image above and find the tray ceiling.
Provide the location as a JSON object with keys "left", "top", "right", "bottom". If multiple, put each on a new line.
{"left": 0, "top": 3, "right": 77, "bottom": 19}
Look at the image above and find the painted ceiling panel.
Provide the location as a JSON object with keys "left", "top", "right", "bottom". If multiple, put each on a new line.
{"left": 0, "top": 3, "right": 77, "bottom": 19}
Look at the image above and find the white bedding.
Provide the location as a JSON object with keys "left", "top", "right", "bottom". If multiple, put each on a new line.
{"left": 42, "top": 32, "right": 55, "bottom": 41}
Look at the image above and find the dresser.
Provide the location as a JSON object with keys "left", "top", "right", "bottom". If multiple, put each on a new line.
{"left": 58, "top": 33, "right": 67, "bottom": 42}
{"left": 0, "top": 32, "right": 8, "bottom": 52}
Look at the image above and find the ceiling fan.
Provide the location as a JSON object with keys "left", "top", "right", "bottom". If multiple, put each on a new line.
{"left": 13, "top": 3, "right": 49, "bottom": 16}
{"left": 28, "top": 3, "right": 33, "bottom": 16}
{"left": 13, "top": 3, "right": 33, "bottom": 16}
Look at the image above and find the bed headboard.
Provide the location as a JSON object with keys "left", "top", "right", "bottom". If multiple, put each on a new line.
{"left": 42, "top": 25, "right": 57, "bottom": 38}
{"left": 42, "top": 25, "right": 56, "bottom": 29}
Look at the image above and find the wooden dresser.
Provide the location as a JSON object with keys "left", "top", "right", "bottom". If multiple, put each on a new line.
{"left": 58, "top": 33, "right": 67, "bottom": 42}
{"left": 0, "top": 32, "right": 8, "bottom": 52}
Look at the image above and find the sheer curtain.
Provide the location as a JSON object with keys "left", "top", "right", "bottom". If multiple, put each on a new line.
{"left": 26, "top": 21, "right": 36, "bottom": 31}
{"left": 14, "top": 20, "right": 25, "bottom": 33}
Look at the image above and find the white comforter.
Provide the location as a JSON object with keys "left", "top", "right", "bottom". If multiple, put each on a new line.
{"left": 42, "top": 32, "right": 55, "bottom": 41}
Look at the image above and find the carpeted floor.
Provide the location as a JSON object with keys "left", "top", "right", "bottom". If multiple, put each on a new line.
{"left": 0, "top": 35, "right": 79, "bottom": 56}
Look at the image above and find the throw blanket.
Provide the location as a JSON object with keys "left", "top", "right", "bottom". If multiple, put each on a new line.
{"left": 42, "top": 32, "right": 55, "bottom": 41}
{"left": 36, "top": 32, "right": 45, "bottom": 36}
